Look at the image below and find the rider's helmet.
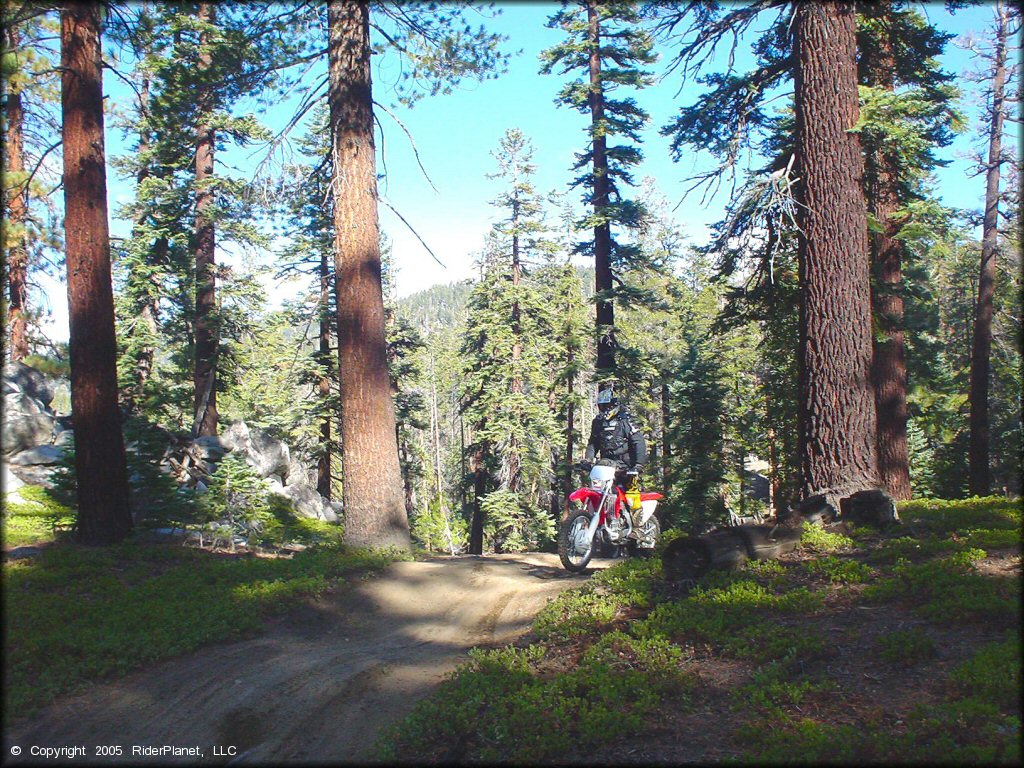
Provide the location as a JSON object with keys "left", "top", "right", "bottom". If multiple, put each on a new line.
{"left": 596, "top": 387, "right": 619, "bottom": 419}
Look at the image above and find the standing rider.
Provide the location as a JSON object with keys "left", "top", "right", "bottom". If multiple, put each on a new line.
{"left": 584, "top": 386, "right": 648, "bottom": 496}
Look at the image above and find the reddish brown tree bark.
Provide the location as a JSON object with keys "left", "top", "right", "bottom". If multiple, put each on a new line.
{"left": 328, "top": 0, "right": 410, "bottom": 550}
{"left": 192, "top": 1, "right": 218, "bottom": 438}
{"left": 794, "top": 2, "right": 879, "bottom": 499}
{"left": 469, "top": 437, "right": 489, "bottom": 555}
{"left": 4, "top": 23, "right": 30, "bottom": 362}
{"left": 317, "top": 250, "right": 332, "bottom": 499}
{"left": 588, "top": 1, "right": 615, "bottom": 379}
{"left": 968, "top": 1, "right": 1010, "bottom": 497}
{"left": 862, "top": 7, "right": 912, "bottom": 500}
{"left": 61, "top": 3, "right": 133, "bottom": 544}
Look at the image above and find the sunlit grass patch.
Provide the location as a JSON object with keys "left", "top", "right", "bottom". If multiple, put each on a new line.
{"left": 803, "top": 555, "right": 875, "bottom": 584}
{"left": 2, "top": 486, "right": 75, "bottom": 548}
{"left": 532, "top": 585, "right": 619, "bottom": 640}
{"left": 800, "top": 525, "right": 855, "bottom": 553}
{"left": 590, "top": 556, "right": 662, "bottom": 608}
{"left": 636, "top": 579, "right": 825, "bottom": 663}
{"left": 898, "top": 496, "right": 1021, "bottom": 538}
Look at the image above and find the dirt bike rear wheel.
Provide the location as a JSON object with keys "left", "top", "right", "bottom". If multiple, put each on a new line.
{"left": 629, "top": 514, "right": 661, "bottom": 558}
{"left": 559, "top": 510, "right": 594, "bottom": 572}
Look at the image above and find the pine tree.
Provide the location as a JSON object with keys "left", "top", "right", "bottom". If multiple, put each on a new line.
{"left": 326, "top": 0, "right": 506, "bottom": 550}
{"left": 459, "top": 132, "right": 560, "bottom": 553}
{"left": 856, "top": 1, "right": 962, "bottom": 500}
{"left": 653, "top": 2, "right": 961, "bottom": 506}
{"left": 965, "top": 1, "right": 1020, "bottom": 496}
{"left": 2, "top": 7, "right": 61, "bottom": 363}
{"left": 60, "top": 3, "right": 132, "bottom": 545}
{"left": 541, "top": 1, "right": 656, "bottom": 381}
{"left": 3, "top": 20, "right": 29, "bottom": 361}
{"left": 276, "top": 104, "right": 338, "bottom": 499}
{"left": 108, "top": 1, "right": 317, "bottom": 431}
{"left": 794, "top": 2, "right": 879, "bottom": 500}
{"left": 535, "top": 258, "right": 589, "bottom": 515}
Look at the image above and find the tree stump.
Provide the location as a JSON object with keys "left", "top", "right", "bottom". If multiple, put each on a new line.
{"left": 840, "top": 489, "right": 899, "bottom": 528}
{"left": 794, "top": 494, "right": 838, "bottom": 526}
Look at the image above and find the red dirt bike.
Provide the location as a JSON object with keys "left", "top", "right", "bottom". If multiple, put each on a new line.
{"left": 558, "top": 460, "right": 663, "bottom": 572}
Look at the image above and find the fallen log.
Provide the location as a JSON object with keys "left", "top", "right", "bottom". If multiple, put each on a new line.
{"left": 662, "top": 528, "right": 750, "bottom": 582}
{"left": 663, "top": 488, "right": 898, "bottom": 582}
{"left": 662, "top": 522, "right": 806, "bottom": 582}
{"left": 734, "top": 523, "right": 802, "bottom": 560}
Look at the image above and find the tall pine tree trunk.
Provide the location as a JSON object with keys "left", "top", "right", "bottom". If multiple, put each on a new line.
{"left": 968, "top": 0, "right": 1009, "bottom": 497}
{"left": 794, "top": 2, "right": 879, "bottom": 500}
{"left": 469, "top": 437, "right": 488, "bottom": 554}
{"left": 508, "top": 226, "right": 522, "bottom": 493}
{"left": 4, "top": 24, "right": 29, "bottom": 362}
{"left": 61, "top": 4, "right": 132, "bottom": 545}
{"left": 192, "top": 2, "right": 218, "bottom": 438}
{"left": 317, "top": 251, "right": 332, "bottom": 499}
{"left": 588, "top": 1, "right": 615, "bottom": 379}
{"left": 563, "top": 354, "right": 575, "bottom": 515}
{"left": 660, "top": 379, "right": 672, "bottom": 493}
{"left": 863, "top": 8, "right": 912, "bottom": 500}
{"left": 328, "top": 0, "right": 410, "bottom": 549}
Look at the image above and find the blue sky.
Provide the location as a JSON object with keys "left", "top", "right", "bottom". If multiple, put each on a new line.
{"left": 360, "top": 2, "right": 1012, "bottom": 297}
{"left": 38, "top": 2, "right": 1015, "bottom": 338}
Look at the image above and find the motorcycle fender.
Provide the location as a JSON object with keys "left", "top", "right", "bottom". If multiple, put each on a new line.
{"left": 639, "top": 499, "right": 658, "bottom": 525}
{"left": 568, "top": 488, "right": 602, "bottom": 505}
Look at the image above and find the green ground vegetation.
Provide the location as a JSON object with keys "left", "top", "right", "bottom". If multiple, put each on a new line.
{"left": 2, "top": 486, "right": 76, "bottom": 548}
{"left": 2, "top": 511, "right": 405, "bottom": 718}
{"left": 377, "top": 497, "right": 1022, "bottom": 764}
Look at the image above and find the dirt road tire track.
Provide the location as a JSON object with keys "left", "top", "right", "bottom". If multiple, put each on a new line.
{"left": 5, "top": 553, "right": 605, "bottom": 765}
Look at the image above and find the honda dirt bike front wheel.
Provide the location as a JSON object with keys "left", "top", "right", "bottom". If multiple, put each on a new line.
{"left": 559, "top": 506, "right": 595, "bottom": 572}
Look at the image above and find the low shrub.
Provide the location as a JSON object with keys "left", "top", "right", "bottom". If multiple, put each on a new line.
{"left": 733, "top": 659, "right": 832, "bottom": 720}
{"left": 898, "top": 497, "right": 1021, "bottom": 537}
{"left": 864, "top": 551, "right": 1019, "bottom": 627}
{"left": 377, "top": 643, "right": 671, "bottom": 764}
{"left": 949, "top": 634, "right": 1021, "bottom": 710}
{"left": 800, "top": 525, "right": 855, "bottom": 553}
{"left": 532, "top": 586, "right": 619, "bottom": 640}
{"left": 803, "top": 555, "right": 874, "bottom": 584}
{"left": 876, "top": 627, "right": 937, "bottom": 665}
{"left": 636, "top": 580, "right": 824, "bottom": 662}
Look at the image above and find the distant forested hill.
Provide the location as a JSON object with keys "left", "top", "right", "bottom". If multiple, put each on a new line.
{"left": 396, "top": 264, "right": 594, "bottom": 333}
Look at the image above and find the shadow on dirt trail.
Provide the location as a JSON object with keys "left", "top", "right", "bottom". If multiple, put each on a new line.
{"left": 4, "top": 553, "right": 608, "bottom": 765}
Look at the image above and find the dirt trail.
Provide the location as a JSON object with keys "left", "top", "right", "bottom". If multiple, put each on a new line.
{"left": 5, "top": 553, "right": 604, "bottom": 765}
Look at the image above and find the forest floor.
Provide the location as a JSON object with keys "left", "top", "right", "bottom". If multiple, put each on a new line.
{"left": 3, "top": 553, "right": 606, "bottom": 764}
{"left": 4, "top": 498, "right": 1020, "bottom": 765}
{"left": 375, "top": 498, "right": 1021, "bottom": 765}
